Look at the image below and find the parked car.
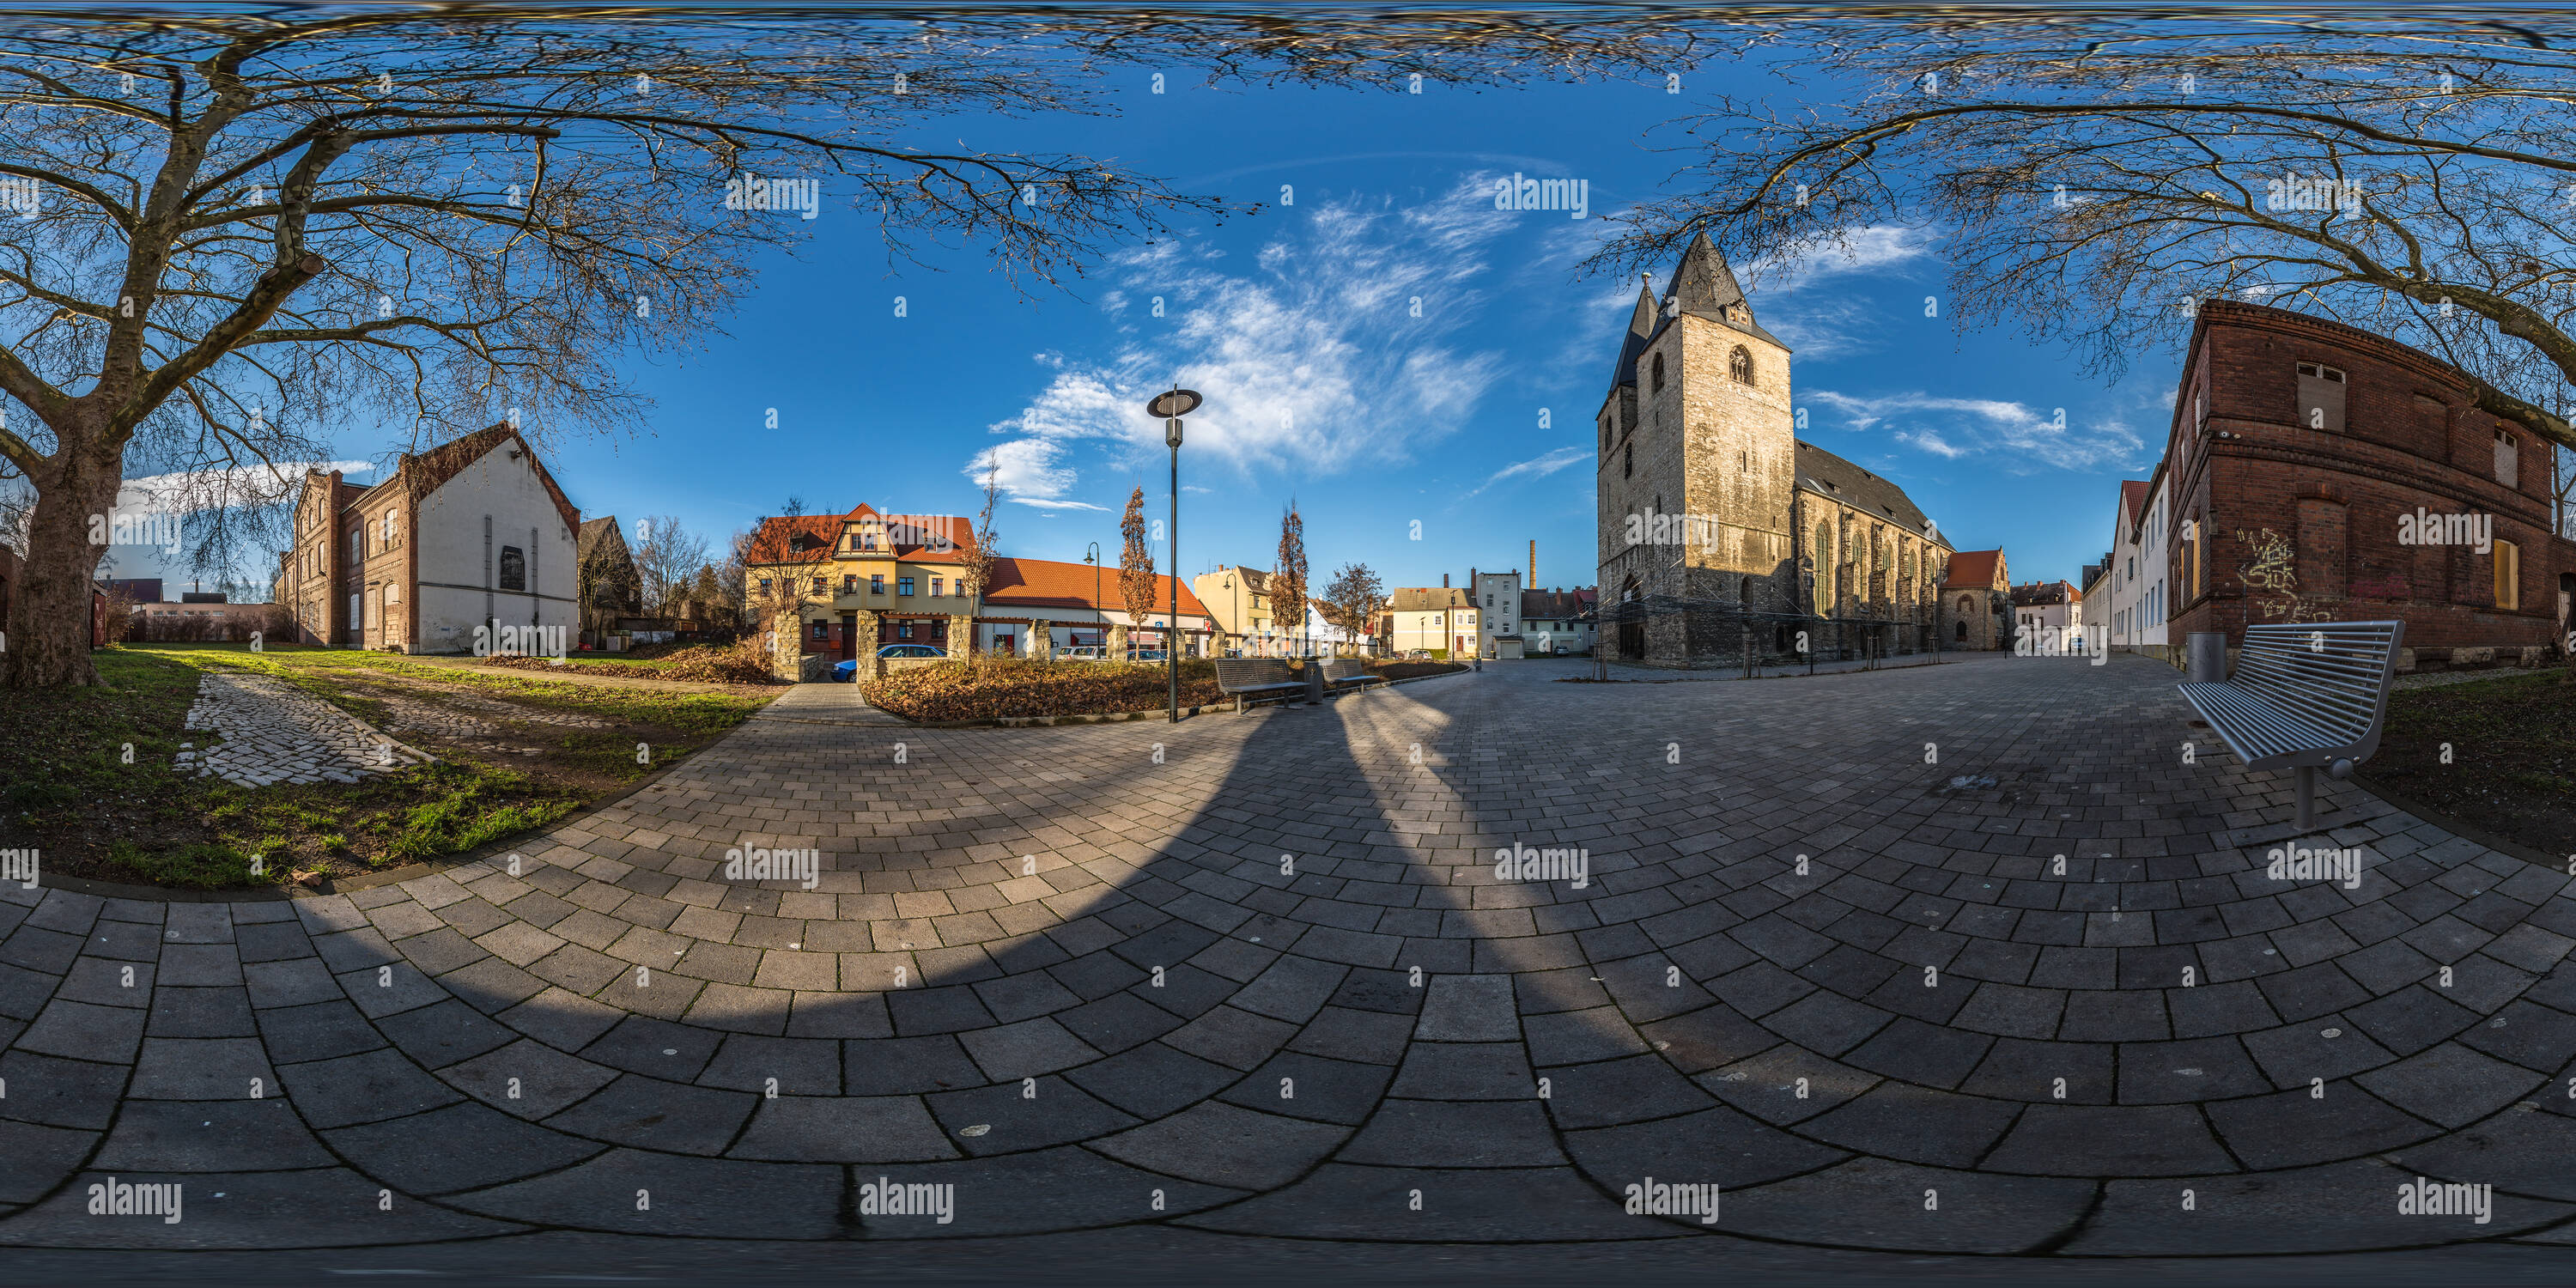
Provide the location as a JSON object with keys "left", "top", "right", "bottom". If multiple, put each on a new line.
{"left": 831, "top": 658, "right": 858, "bottom": 683}
{"left": 1054, "top": 645, "right": 1107, "bottom": 661}
{"left": 1127, "top": 648, "right": 1169, "bottom": 662}
{"left": 877, "top": 644, "right": 946, "bottom": 659}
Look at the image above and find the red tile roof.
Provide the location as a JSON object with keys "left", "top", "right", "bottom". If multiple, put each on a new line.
{"left": 744, "top": 504, "right": 976, "bottom": 567}
{"left": 1941, "top": 549, "right": 2004, "bottom": 590}
{"left": 981, "top": 556, "right": 1209, "bottom": 617}
{"left": 2119, "top": 480, "right": 2152, "bottom": 533}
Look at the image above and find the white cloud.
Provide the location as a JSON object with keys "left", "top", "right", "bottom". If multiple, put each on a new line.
{"left": 116, "top": 459, "right": 373, "bottom": 517}
{"left": 980, "top": 180, "right": 1518, "bottom": 506}
{"left": 1467, "top": 446, "right": 1589, "bottom": 497}
{"left": 1748, "top": 225, "right": 1938, "bottom": 295}
{"left": 1805, "top": 391, "right": 2140, "bottom": 472}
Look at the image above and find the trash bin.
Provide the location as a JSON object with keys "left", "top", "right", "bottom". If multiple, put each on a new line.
{"left": 2185, "top": 631, "right": 2227, "bottom": 683}
{"left": 1305, "top": 663, "right": 1326, "bottom": 705}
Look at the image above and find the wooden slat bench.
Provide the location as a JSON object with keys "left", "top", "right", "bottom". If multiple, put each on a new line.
{"left": 1321, "top": 658, "right": 1386, "bottom": 692}
{"left": 1215, "top": 659, "right": 1305, "bottom": 713}
{"left": 2176, "top": 620, "right": 2404, "bottom": 831}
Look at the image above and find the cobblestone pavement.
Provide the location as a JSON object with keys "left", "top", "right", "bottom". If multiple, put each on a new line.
{"left": 173, "top": 671, "right": 434, "bottom": 787}
{"left": 351, "top": 679, "right": 615, "bottom": 740}
{"left": 21, "top": 653, "right": 2576, "bottom": 1261}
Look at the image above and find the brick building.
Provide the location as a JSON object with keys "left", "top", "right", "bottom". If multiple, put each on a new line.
{"left": 2162, "top": 301, "right": 2574, "bottom": 659}
{"left": 275, "top": 424, "right": 582, "bottom": 653}
{"left": 1595, "top": 234, "right": 1955, "bottom": 666}
{"left": 1939, "top": 549, "right": 2010, "bottom": 651}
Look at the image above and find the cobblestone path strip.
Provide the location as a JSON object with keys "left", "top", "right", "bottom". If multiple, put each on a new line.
{"left": 172, "top": 671, "right": 435, "bottom": 787}
{"left": 21, "top": 654, "right": 2576, "bottom": 1256}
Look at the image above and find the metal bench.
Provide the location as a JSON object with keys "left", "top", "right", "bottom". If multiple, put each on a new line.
{"left": 1214, "top": 659, "right": 1304, "bottom": 713}
{"left": 1321, "top": 658, "right": 1386, "bottom": 692}
{"left": 2177, "top": 620, "right": 2404, "bottom": 831}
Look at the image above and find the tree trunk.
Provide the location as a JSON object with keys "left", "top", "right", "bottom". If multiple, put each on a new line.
{"left": 3, "top": 444, "right": 121, "bottom": 690}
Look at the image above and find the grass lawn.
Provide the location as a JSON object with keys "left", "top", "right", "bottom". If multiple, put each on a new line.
{"left": 2364, "top": 669, "right": 2576, "bottom": 860}
{"left": 0, "top": 642, "right": 774, "bottom": 890}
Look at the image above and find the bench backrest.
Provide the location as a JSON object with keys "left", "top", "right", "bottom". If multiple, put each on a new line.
{"left": 2231, "top": 621, "right": 2406, "bottom": 751}
{"left": 1214, "top": 658, "right": 1296, "bottom": 690}
{"left": 1321, "top": 659, "right": 1369, "bottom": 682}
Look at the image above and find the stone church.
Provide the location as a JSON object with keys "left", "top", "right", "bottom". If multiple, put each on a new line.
{"left": 1595, "top": 234, "right": 1956, "bottom": 666}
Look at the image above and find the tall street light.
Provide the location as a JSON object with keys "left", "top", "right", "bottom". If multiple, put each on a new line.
{"left": 1083, "top": 541, "right": 1101, "bottom": 652}
{"left": 1149, "top": 387, "right": 1201, "bottom": 722}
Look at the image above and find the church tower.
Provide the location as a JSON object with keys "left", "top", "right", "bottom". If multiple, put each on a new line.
{"left": 1595, "top": 234, "right": 1800, "bottom": 665}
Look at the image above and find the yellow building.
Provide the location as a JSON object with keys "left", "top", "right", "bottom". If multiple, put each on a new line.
{"left": 1194, "top": 564, "right": 1284, "bottom": 656}
{"left": 743, "top": 504, "right": 977, "bottom": 665}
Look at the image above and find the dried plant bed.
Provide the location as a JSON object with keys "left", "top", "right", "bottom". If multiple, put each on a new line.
{"left": 477, "top": 639, "right": 783, "bottom": 684}
{"left": 2362, "top": 668, "right": 2576, "bottom": 861}
{"left": 2, "top": 643, "right": 770, "bottom": 890}
{"left": 855, "top": 656, "right": 1461, "bottom": 722}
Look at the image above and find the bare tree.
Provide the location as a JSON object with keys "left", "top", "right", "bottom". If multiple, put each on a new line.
{"left": 1590, "top": 17, "right": 2576, "bottom": 455}
{"left": 1116, "top": 485, "right": 1156, "bottom": 651}
{"left": 1272, "top": 501, "right": 1309, "bottom": 655}
{"left": 957, "top": 460, "right": 1002, "bottom": 665}
{"left": 779, "top": 496, "right": 809, "bottom": 519}
{"left": 1321, "top": 562, "right": 1384, "bottom": 657}
{"left": 0, "top": 10, "right": 1269, "bottom": 688}
{"left": 629, "top": 515, "right": 709, "bottom": 617}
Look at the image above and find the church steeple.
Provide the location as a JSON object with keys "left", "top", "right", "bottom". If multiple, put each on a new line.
{"left": 1666, "top": 231, "right": 1753, "bottom": 325}
{"left": 1608, "top": 271, "right": 1660, "bottom": 387}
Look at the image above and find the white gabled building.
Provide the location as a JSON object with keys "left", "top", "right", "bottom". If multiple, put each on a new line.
{"left": 2106, "top": 470, "right": 2173, "bottom": 663}
{"left": 276, "top": 424, "right": 582, "bottom": 655}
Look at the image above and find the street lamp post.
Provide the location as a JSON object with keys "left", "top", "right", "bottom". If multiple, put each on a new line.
{"left": 1083, "top": 541, "right": 1101, "bottom": 652}
{"left": 1148, "top": 388, "right": 1201, "bottom": 721}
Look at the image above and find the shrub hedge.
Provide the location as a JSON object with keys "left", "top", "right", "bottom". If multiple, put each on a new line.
{"left": 861, "top": 657, "right": 1226, "bottom": 721}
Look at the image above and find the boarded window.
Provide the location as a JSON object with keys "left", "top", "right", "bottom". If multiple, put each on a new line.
{"left": 2496, "top": 539, "right": 2520, "bottom": 610}
{"left": 2494, "top": 428, "right": 2518, "bottom": 489}
{"left": 499, "top": 545, "right": 526, "bottom": 591}
{"left": 2296, "top": 362, "right": 2346, "bottom": 432}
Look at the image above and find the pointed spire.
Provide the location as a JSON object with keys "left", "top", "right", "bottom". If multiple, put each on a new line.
{"left": 1668, "top": 231, "right": 1750, "bottom": 319}
{"left": 1627, "top": 272, "right": 1658, "bottom": 338}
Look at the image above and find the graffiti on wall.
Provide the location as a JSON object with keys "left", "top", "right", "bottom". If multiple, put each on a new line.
{"left": 2234, "top": 527, "right": 2336, "bottom": 623}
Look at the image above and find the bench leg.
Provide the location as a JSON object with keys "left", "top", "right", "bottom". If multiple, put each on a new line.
{"left": 2294, "top": 765, "right": 2317, "bottom": 833}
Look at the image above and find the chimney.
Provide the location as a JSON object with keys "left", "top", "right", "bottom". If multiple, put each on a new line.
{"left": 1443, "top": 573, "right": 1449, "bottom": 588}
{"left": 1528, "top": 539, "right": 1535, "bottom": 587}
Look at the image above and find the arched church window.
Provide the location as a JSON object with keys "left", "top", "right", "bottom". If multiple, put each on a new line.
{"left": 1650, "top": 352, "right": 1667, "bottom": 393}
{"left": 1729, "top": 345, "right": 1753, "bottom": 385}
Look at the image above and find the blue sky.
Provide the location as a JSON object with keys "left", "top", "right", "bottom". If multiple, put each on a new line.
{"left": 129, "top": 60, "right": 2178, "bottom": 598}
